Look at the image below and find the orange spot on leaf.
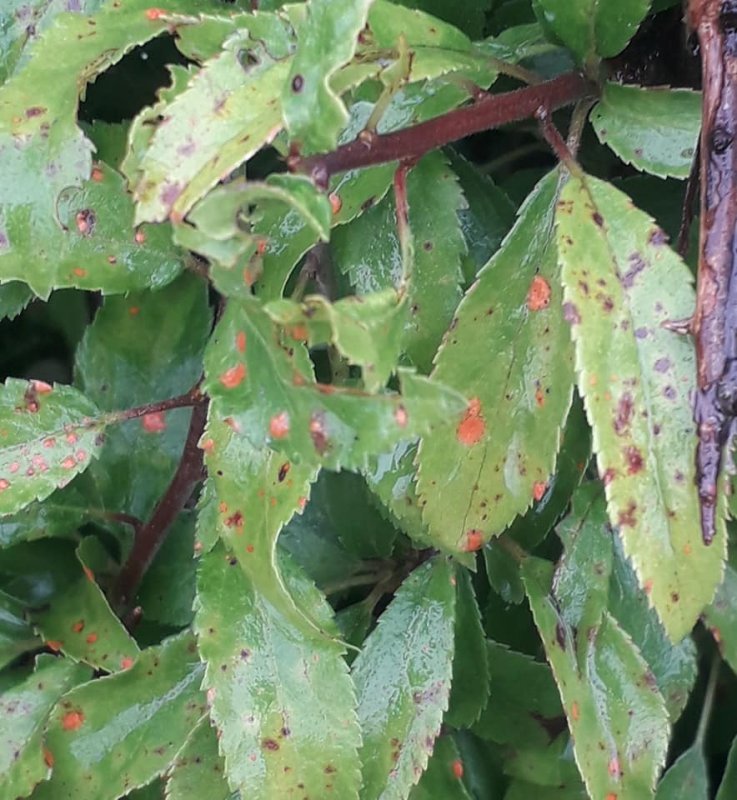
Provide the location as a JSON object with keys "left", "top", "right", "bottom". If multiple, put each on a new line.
{"left": 91, "top": 167, "right": 104, "bottom": 182}
{"left": 85, "top": 633, "right": 98, "bottom": 644}
{"left": 527, "top": 275, "right": 551, "bottom": 311}
{"left": 72, "top": 268, "right": 87, "bottom": 278}
{"left": 142, "top": 411, "right": 167, "bottom": 433}
{"left": 219, "top": 363, "right": 246, "bottom": 389}
{"left": 31, "top": 380, "right": 52, "bottom": 395}
{"left": 0, "top": 479, "right": 9, "bottom": 491}
{"left": 120, "top": 656, "right": 135, "bottom": 670}
{"left": 61, "top": 456, "right": 76, "bottom": 470}
{"left": 269, "top": 412, "right": 290, "bottom": 439}
{"left": 452, "top": 759, "right": 464, "bottom": 779}
{"left": 129, "top": 306, "right": 140, "bottom": 316}
{"left": 47, "top": 640, "right": 63, "bottom": 652}
{"left": 394, "top": 405, "right": 408, "bottom": 427}
{"left": 463, "top": 529, "right": 484, "bottom": 551}
{"left": 145, "top": 7, "right": 166, "bottom": 20}
{"left": 533, "top": 481, "right": 547, "bottom": 502}
{"left": 235, "top": 331, "right": 247, "bottom": 353}
{"left": 456, "top": 398, "right": 485, "bottom": 446}
{"left": 571, "top": 701, "right": 580, "bottom": 721}
{"left": 72, "top": 620, "right": 84, "bottom": 634}
{"left": 200, "top": 438, "right": 215, "bottom": 453}
{"left": 61, "top": 710, "right": 84, "bottom": 731}
{"left": 43, "top": 747, "right": 54, "bottom": 767}
{"left": 329, "top": 193, "right": 342, "bottom": 214}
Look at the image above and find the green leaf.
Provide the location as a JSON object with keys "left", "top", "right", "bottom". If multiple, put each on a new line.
{"left": 135, "top": 515, "right": 197, "bottom": 628}
{"left": 265, "top": 289, "right": 406, "bottom": 391}
{"left": 654, "top": 746, "right": 708, "bottom": 800}
{"left": 408, "top": 735, "right": 472, "bottom": 800}
{"left": 417, "top": 171, "right": 574, "bottom": 553}
{"left": 716, "top": 735, "right": 737, "bottom": 800}
{"left": 703, "top": 564, "right": 737, "bottom": 676}
{"left": 353, "top": 556, "right": 456, "bottom": 800}
{"left": 388, "top": 0, "right": 486, "bottom": 38}
{"left": 0, "top": 654, "right": 91, "bottom": 799}
{"left": 76, "top": 273, "right": 211, "bottom": 521}
{"left": 200, "top": 412, "right": 320, "bottom": 637}
{"left": 0, "top": 483, "right": 89, "bottom": 549}
{"left": 472, "top": 641, "right": 564, "bottom": 750}
{"left": 0, "top": 588, "right": 41, "bottom": 669}
{"left": 402, "top": 152, "right": 467, "bottom": 372}
{"left": 555, "top": 173, "right": 724, "bottom": 641}
{"left": 523, "top": 557, "right": 670, "bottom": 800}
{"left": 0, "top": 378, "right": 104, "bottom": 515}
{"left": 0, "top": 0, "right": 206, "bottom": 296}
{"left": 532, "top": 0, "right": 650, "bottom": 63}
{"left": 283, "top": 0, "right": 373, "bottom": 153}
{"left": 367, "top": 1, "right": 472, "bottom": 50}
{"left": 608, "top": 535, "right": 697, "bottom": 720}
{"left": 203, "top": 296, "right": 466, "bottom": 470}
{"left": 502, "top": 731, "right": 584, "bottom": 789}
{"left": 364, "top": 440, "right": 430, "bottom": 547}
{"left": 36, "top": 632, "right": 206, "bottom": 800}
{"left": 0, "top": 281, "right": 34, "bottom": 320}
{"left": 446, "top": 569, "right": 489, "bottom": 728}
{"left": 164, "top": 717, "right": 233, "bottom": 800}
{"left": 31, "top": 538, "right": 139, "bottom": 672}
{"left": 135, "top": 20, "right": 295, "bottom": 223}
{"left": 195, "top": 543, "right": 361, "bottom": 798}
{"left": 591, "top": 84, "right": 701, "bottom": 179}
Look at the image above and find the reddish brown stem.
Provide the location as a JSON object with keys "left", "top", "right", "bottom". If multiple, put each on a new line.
{"left": 111, "top": 400, "right": 208, "bottom": 611}
{"left": 110, "top": 385, "right": 205, "bottom": 424}
{"left": 291, "top": 71, "right": 593, "bottom": 182}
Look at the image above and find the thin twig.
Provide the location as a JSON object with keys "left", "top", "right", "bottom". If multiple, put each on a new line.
{"left": 107, "top": 384, "right": 205, "bottom": 425}
{"left": 290, "top": 71, "right": 593, "bottom": 184}
{"left": 111, "top": 399, "right": 208, "bottom": 612}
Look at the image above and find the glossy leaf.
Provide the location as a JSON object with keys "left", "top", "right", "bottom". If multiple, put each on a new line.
{"left": 0, "top": 281, "right": 34, "bottom": 320}
{"left": 36, "top": 632, "right": 206, "bottom": 800}
{"left": 0, "top": 654, "right": 91, "bottom": 800}
{"left": 556, "top": 173, "right": 723, "bottom": 641}
{"left": 367, "top": 1, "right": 472, "bottom": 50}
{"left": 203, "top": 296, "right": 466, "bottom": 470}
{"left": 164, "top": 717, "right": 232, "bottom": 800}
{"left": 716, "top": 735, "right": 737, "bottom": 800}
{"left": 0, "top": 0, "right": 204, "bottom": 296}
{"left": 654, "top": 746, "right": 708, "bottom": 800}
{"left": 472, "top": 641, "right": 564, "bottom": 750}
{"left": 353, "top": 556, "right": 456, "bottom": 800}
{"left": 532, "top": 0, "right": 650, "bottom": 62}
{"left": 501, "top": 730, "right": 584, "bottom": 789}
{"left": 591, "top": 84, "right": 701, "bottom": 180}
{"left": 200, "top": 412, "right": 319, "bottom": 636}
{"left": 0, "top": 588, "right": 41, "bottom": 669}
{"left": 135, "top": 20, "right": 295, "bottom": 223}
{"left": 76, "top": 273, "right": 211, "bottom": 521}
{"left": 364, "top": 439, "right": 430, "bottom": 547}
{"left": 265, "top": 289, "right": 406, "bottom": 391}
{"left": 703, "top": 564, "right": 737, "bottom": 675}
{"left": 0, "top": 378, "right": 104, "bottom": 515}
{"left": 31, "top": 537, "right": 139, "bottom": 671}
{"left": 284, "top": 0, "right": 373, "bottom": 153}
{"left": 0, "top": 483, "right": 89, "bottom": 549}
{"left": 402, "top": 152, "right": 467, "bottom": 372}
{"left": 417, "top": 171, "right": 574, "bottom": 553}
{"left": 408, "top": 735, "right": 473, "bottom": 800}
{"left": 609, "top": 535, "right": 698, "bottom": 720}
{"left": 523, "top": 557, "right": 670, "bottom": 800}
{"left": 195, "top": 543, "right": 361, "bottom": 798}
{"left": 446, "top": 569, "right": 489, "bottom": 728}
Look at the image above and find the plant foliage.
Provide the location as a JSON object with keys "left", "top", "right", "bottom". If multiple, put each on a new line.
{"left": 0, "top": 1, "right": 734, "bottom": 799}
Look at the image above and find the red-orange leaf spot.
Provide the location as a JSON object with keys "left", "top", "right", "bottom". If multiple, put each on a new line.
{"left": 269, "top": 412, "right": 290, "bottom": 439}
{"left": 145, "top": 8, "right": 165, "bottom": 20}
{"left": 288, "top": 324, "right": 309, "bottom": 342}
{"left": 235, "top": 331, "right": 247, "bottom": 353}
{"left": 535, "top": 386, "right": 545, "bottom": 407}
{"left": 31, "top": 379, "right": 53, "bottom": 395}
{"left": 47, "top": 640, "right": 63, "bottom": 652}
{"left": 91, "top": 166, "right": 104, "bottom": 182}
{"left": 142, "top": 412, "right": 167, "bottom": 433}
{"left": 200, "top": 438, "right": 215, "bottom": 453}
{"left": 129, "top": 306, "right": 140, "bottom": 316}
{"left": 219, "top": 363, "right": 246, "bottom": 389}
{"left": 43, "top": 747, "right": 54, "bottom": 767}
{"left": 533, "top": 481, "right": 547, "bottom": 502}
{"left": 394, "top": 405, "right": 408, "bottom": 427}
{"left": 608, "top": 757, "right": 621, "bottom": 777}
{"left": 0, "top": 479, "right": 9, "bottom": 491}
{"left": 72, "top": 267, "right": 87, "bottom": 278}
{"left": 72, "top": 620, "right": 84, "bottom": 634}
{"left": 246, "top": 544, "right": 254, "bottom": 553}
{"left": 463, "top": 529, "right": 484, "bottom": 551}
{"left": 61, "top": 710, "right": 85, "bottom": 731}
{"left": 527, "top": 275, "right": 551, "bottom": 311}
{"left": 456, "top": 397, "right": 485, "bottom": 446}
{"left": 85, "top": 633, "right": 98, "bottom": 644}
{"left": 606, "top": 794, "right": 618, "bottom": 800}
{"left": 61, "top": 456, "right": 76, "bottom": 470}
{"left": 452, "top": 759, "right": 464, "bottom": 779}
{"left": 83, "top": 565, "right": 95, "bottom": 582}
{"left": 134, "top": 229, "right": 146, "bottom": 245}
{"left": 256, "top": 239, "right": 268, "bottom": 255}
{"left": 571, "top": 701, "right": 580, "bottom": 721}
{"left": 329, "top": 193, "right": 342, "bottom": 214}
{"left": 120, "top": 656, "right": 135, "bottom": 670}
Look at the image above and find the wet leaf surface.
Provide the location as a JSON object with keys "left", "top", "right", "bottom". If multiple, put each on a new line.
{"left": 203, "top": 296, "right": 465, "bottom": 471}
{"left": 0, "top": 654, "right": 91, "bottom": 800}
{"left": 591, "top": 83, "right": 701, "bottom": 180}
{"left": 195, "top": 543, "right": 361, "bottom": 798}
{"left": 353, "top": 557, "right": 456, "bottom": 800}
{"left": 523, "top": 557, "right": 669, "bottom": 800}
{"left": 36, "top": 631, "right": 206, "bottom": 800}
{"left": 417, "top": 171, "right": 574, "bottom": 552}
{"left": 555, "top": 173, "right": 724, "bottom": 641}
{"left": 0, "top": 379, "right": 104, "bottom": 515}
{"left": 164, "top": 717, "right": 232, "bottom": 800}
